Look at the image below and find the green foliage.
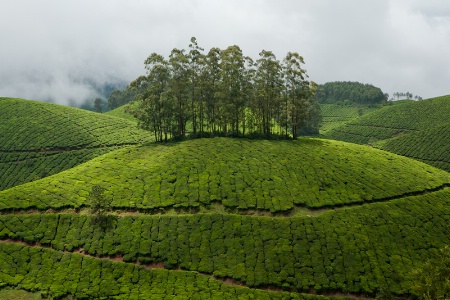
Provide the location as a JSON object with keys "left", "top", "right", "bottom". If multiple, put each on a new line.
{"left": 107, "top": 88, "right": 139, "bottom": 110}
{"left": 316, "top": 81, "right": 387, "bottom": 105}
{"left": 0, "top": 97, "right": 152, "bottom": 191}
{"left": 412, "top": 246, "right": 450, "bottom": 299}
{"left": 88, "top": 185, "right": 110, "bottom": 215}
{"left": 105, "top": 103, "right": 138, "bottom": 122}
{"left": 379, "top": 122, "right": 450, "bottom": 173}
{"left": 319, "top": 104, "right": 381, "bottom": 134}
{"left": 1, "top": 190, "right": 449, "bottom": 296}
{"left": 0, "top": 288, "right": 42, "bottom": 299}
{"left": 0, "top": 243, "right": 347, "bottom": 300}
{"left": 0, "top": 148, "right": 116, "bottom": 191}
{"left": 1, "top": 138, "right": 448, "bottom": 212}
{"left": 326, "top": 95, "right": 450, "bottom": 145}
{"left": 88, "top": 185, "right": 114, "bottom": 228}
{"left": 126, "top": 38, "right": 317, "bottom": 141}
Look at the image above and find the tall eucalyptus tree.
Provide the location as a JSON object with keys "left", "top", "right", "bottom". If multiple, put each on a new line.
{"left": 282, "top": 52, "right": 316, "bottom": 139}
{"left": 169, "top": 48, "right": 190, "bottom": 138}
{"left": 254, "top": 50, "right": 283, "bottom": 136}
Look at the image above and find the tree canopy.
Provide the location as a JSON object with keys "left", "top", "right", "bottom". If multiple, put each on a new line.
{"left": 315, "top": 81, "right": 387, "bottom": 105}
{"left": 126, "top": 37, "right": 318, "bottom": 141}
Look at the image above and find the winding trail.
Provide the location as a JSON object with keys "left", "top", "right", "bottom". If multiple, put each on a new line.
{"left": 0, "top": 184, "right": 449, "bottom": 218}
{"left": 0, "top": 239, "right": 391, "bottom": 300}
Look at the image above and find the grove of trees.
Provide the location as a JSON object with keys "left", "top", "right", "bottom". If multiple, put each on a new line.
{"left": 125, "top": 37, "right": 319, "bottom": 141}
{"left": 391, "top": 92, "right": 423, "bottom": 101}
{"left": 315, "top": 81, "right": 387, "bottom": 105}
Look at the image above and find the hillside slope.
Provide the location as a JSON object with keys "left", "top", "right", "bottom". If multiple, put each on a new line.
{"left": 1, "top": 137, "right": 449, "bottom": 298}
{"left": 319, "top": 104, "right": 381, "bottom": 134}
{"left": 325, "top": 95, "right": 450, "bottom": 144}
{"left": 377, "top": 122, "right": 450, "bottom": 172}
{"left": 1, "top": 138, "right": 448, "bottom": 212}
{"left": 0, "top": 98, "right": 152, "bottom": 191}
{"left": 1, "top": 187, "right": 449, "bottom": 297}
{"left": 104, "top": 102, "right": 137, "bottom": 122}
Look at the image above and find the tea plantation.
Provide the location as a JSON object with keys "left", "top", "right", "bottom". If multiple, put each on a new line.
{"left": 0, "top": 138, "right": 448, "bottom": 213}
{"left": 319, "top": 104, "right": 380, "bottom": 134}
{"left": 1, "top": 100, "right": 450, "bottom": 299}
{"left": 1, "top": 188, "right": 449, "bottom": 296}
{"left": 105, "top": 103, "right": 137, "bottom": 122}
{"left": 0, "top": 98, "right": 152, "bottom": 191}
{"left": 378, "top": 122, "right": 450, "bottom": 173}
{"left": 325, "top": 95, "right": 450, "bottom": 144}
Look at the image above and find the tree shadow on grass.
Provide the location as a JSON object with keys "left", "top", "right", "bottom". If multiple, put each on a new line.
{"left": 90, "top": 215, "right": 118, "bottom": 232}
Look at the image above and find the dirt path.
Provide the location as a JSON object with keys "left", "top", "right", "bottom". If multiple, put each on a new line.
{"left": 0, "top": 184, "right": 448, "bottom": 218}
{"left": 0, "top": 238, "right": 388, "bottom": 299}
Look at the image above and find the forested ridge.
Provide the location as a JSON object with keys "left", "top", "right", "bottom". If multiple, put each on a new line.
{"left": 315, "top": 82, "right": 387, "bottom": 105}
{"left": 114, "top": 38, "right": 319, "bottom": 141}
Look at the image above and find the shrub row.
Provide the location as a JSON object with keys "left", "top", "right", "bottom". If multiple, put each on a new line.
{"left": 325, "top": 95, "right": 450, "bottom": 144}
{"left": 381, "top": 123, "right": 450, "bottom": 173}
{"left": 0, "top": 148, "right": 116, "bottom": 191}
{"left": 319, "top": 104, "right": 379, "bottom": 133}
{"left": 1, "top": 138, "right": 448, "bottom": 212}
{"left": 0, "top": 98, "right": 151, "bottom": 151}
{"left": 1, "top": 191, "right": 449, "bottom": 296}
{"left": 0, "top": 243, "right": 346, "bottom": 300}
{"left": 326, "top": 125, "right": 404, "bottom": 145}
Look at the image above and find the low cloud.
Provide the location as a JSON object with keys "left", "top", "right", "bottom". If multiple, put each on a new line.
{"left": 1, "top": 0, "right": 449, "bottom": 105}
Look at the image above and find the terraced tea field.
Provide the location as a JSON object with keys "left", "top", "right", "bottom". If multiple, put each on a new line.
{"left": 105, "top": 103, "right": 137, "bottom": 122}
{"left": 325, "top": 95, "right": 450, "bottom": 144}
{"left": 0, "top": 138, "right": 448, "bottom": 213}
{"left": 377, "top": 122, "right": 450, "bottom": 173}
{"left": 319, "top": 104, "right": 380, "bottom": 134}
{"left": 0, "top": 98, "right": 152, "bottom": 191}
{"left": 1, "top": 136, "right": 449, "bottom": 299}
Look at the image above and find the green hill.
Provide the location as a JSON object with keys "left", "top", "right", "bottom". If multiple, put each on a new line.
{"left": 377, "top": 122, "right": 450, "bottom": 172}
{"left": 325, "top": 95, "right": 450, "bottom": 144}
{"left": 1, "top": 138, "right": 448, "bottom": 213}
{"left": 1, "top": 131, "right": 449, "bottom": 298}
{"left": 104, "top": 103, "right": 137, "bottom": 122}
{"left": 319, "top": 104, "right": 381, "bottom": 133}
{"left": 0, "top": 98, "right": 152, "bottom": 191}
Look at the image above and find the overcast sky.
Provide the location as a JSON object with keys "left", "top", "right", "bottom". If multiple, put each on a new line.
{"left": 1, "top": 0, "right": 449, "bottom": 105}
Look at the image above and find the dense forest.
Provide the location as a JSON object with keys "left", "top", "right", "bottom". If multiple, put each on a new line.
{"left": 111, "top": 38, "right": 319, "bottom": 141}
{"left": 315, "top": 81, "right": 387, "bottom": 105}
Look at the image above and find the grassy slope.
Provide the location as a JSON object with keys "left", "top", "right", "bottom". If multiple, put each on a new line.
{"left": 325, "top": 95, "right": 450, "bottom": 144}
{"left": 1, "top": 190, "right": 449, "bottom": 297}
{"left": 104, "top": 103, "right": 137, "bottom": 122}
{"left": 0, "top": 243, "right": 354, "bottom": 300}
{"left": 376, "top": 122, "right": 450, "bottom": 173}
{"left": 0, "top": 98, "right": 151, "bottom": 191}
{"left": 319, "top": 104, "right": 380, "bottom": 134}
{"left": 0, "top": 138, "right": 448, "bottom": 212}
{"left": 2, "top": 98, "right": 450, "bottom": 298}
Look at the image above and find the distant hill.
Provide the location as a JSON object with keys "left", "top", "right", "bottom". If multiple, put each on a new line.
{"left": 316, "top": 81, "right": 387, "bottom": 105}
{"left": 377, "top": 122, "right": 450, "bottom": 172}
{"left": 319, "top": 103, "right": 382, "bottom": 134}
{"left": 0, "top": 98, "right": 152, "bottom": 191}
{"left": 325, "top": 95, "right": 450, "bottom": 144}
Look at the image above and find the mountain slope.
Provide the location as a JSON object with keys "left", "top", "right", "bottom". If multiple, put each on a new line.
{"left": 325, "top": 95, "right": 450, "bottom": 144}
{"left": 377, "top": 122, "right": 450, "bottom": 172}
{"left": 1, "top": 137, "right": 448, "bottom": 212}
{"left": 319, "top": 104, "right": 381, "bottom": 134}
{"left": 0, "top": 98, "right": 152, "bottom": 191}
